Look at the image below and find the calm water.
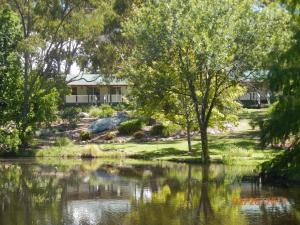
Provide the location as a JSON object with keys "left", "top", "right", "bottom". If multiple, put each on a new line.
{"left": 0, "top": 159, "right": 299, "bottom": 225}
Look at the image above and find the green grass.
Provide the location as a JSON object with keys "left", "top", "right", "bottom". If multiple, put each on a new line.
{"left": 6, "top": 108, "right": 282, "bottom": 165}
{"left": 99, "top": 134, "right": 279, "bottom": 164}
{"left": 34, "top": 143, "right": 126, "bottom": 158}
{"left": 28, "top": 133, "right": 279, "bottom": 165}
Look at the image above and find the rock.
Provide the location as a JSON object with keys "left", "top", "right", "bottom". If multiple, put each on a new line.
{"left": 89, "top": 112, "right": 128, "bottom": 133}
{"left": 166, "top": 137, "right": 174, "bottom": 141}
{"left": 79, "top": 112, "right": 89, "bottom": 118}
{"left": 89, "top": 117, "right": 115, "bottom": 133}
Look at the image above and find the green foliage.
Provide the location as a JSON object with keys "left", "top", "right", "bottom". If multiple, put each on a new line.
{"left": 54, "top": 137, "right": 73, "bottom": 147}
{"left": 257, "top": 0, "right": 300, "bottom": 177}
{"left": 1, "top": 0, "right": 114, "bottom": 148}
{"left": 0, "top": 7, "right": 22, "bottom": 152}
{"left": 61, "top": 107, "right": 81, "bottom": 128}
{"left": 19, "top": 77, "right": 60, "bottom": 135}
{"left": 261, "top": 1, "right": 300, "bottom": 146}
{"left": 0, "top": 127, "right": 20, "bottom": 153}
{"left": 133, "top": 130, "right": 145, "bottom": 140}
{"left": 113, "top": 103, "right": 127, "bottom": 111}
{"left": 89, "top": 104, "right": 115, "bottom": 118}
{"left": 150, "top": 124, "right": 181, "bottom": 137}
{"left": 261, "top": 144, "right": 300, "bottom": 182}
{"left": 208, "top": 86, "right": 244, "bottom": 130}
{"left": 118, "top": 119, "right": 144, "bottom": 135}
{"left": 100, "top": 104, "right": 115, "bottom": 117}
{"left": 122, "top": 0, "right": 291, "bottom": 161}
{"left": 150, "top": 124, "right": 164, "bottom": 137}
{"left": 222, "top": 145, "right": 253, "bottom": 165}
{"left": 104, "top": 132, "right": 116, "bottom": 140}
{"left": 80, "top": 131, "right": 92, "bottom": 141}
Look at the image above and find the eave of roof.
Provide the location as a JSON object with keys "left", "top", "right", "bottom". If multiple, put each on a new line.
{"left": 66, "top": 74, "right": 127, "bottom": 86}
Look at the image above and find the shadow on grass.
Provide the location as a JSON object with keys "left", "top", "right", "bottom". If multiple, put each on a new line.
{"left": 132, "top": 139, "right": 184, "bottom": 145}
{"left": 226, "top": 130, "right": 260, "bottom": 139}
{"left": 131, "top": 147, "right": 193, "bottom": 160}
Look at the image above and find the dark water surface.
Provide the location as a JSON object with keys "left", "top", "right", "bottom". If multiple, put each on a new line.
{"left": 0, "top": 159, "right": 299, "bottom": 225}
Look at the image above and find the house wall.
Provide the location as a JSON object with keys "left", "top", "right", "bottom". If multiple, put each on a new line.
{"left": 121, "top": 86, "right": 128, "bottom": 95}
{"left": 66, "top": 85, "right": 128, "bottom": 104}
{"left": 77, "top": 86, "right": 87, "bottom": 95}
{"left": 72, "top": 85, "right": 127, "bottom": 95}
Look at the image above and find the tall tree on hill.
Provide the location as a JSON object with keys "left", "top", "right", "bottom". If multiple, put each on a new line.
{"left": 2, "top": 0, "right": 113, "bottom": 147}
{"left": 122, "top": 0, "right": 291, "bottom": 163}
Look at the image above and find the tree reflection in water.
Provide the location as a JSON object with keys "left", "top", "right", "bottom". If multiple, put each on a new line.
{"left": 0, "top": 159, "right": 298, "bottom": 225}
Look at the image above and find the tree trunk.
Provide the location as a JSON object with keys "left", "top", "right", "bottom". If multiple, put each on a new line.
{"left": 20, "top": 52, "right": 30, "bottom": 148}
{"left": 186, "top": 121, "right": 192, "bottom": 153}
{"left": 187, "top": 164, "right": 192, "bottom": 209}
{"left": 200, "top": 125, "right": 209, "bottom": 164}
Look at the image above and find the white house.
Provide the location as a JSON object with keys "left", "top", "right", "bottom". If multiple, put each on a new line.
{"left": 65, "top": 74, "right": 128, "bottom": 104}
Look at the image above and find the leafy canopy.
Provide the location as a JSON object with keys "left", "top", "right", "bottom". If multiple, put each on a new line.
{"left": 122, "top": 0, "right": 291, "bottom": 161}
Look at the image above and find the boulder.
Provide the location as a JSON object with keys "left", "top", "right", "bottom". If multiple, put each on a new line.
{"left": 79, "top": 112, "right": 89, "bottom": 118}
{"left": 89, "top": 112, "right": 128, "bottom": 133}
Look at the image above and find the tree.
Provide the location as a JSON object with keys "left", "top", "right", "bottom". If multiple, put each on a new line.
{"left": 122, "top": 0, "right": 291, "bottom": 163}
{"left": 261, "top": 1, "right": 300, "bottom": 147}
{"left": 128, "top": 65, "right": 197, "bottom": 152}
{"left": 0, "top": 6, "right": 23, "bottom": 151}
{"left": 2, "top": 0, "right": 113, "bottom": 147}
{"left": 259, "top": 1, "right": 300, "bottom": 182}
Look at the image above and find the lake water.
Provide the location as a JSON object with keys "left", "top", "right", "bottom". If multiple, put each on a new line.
{"left": 0, "top": 159, "right": 299, "bottom": 225}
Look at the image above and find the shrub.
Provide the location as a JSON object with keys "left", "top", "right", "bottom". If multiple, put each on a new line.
{"left": 150, "top": 124, "right": 164, "bottom": 136}
{"left": 133, "top": 131, "right": 145, "bottom": 140}
{"left": 100, "top": 104, "right": 115, "bottom": 117}
{"left": 80, "top": 131, "right": 92, "bottom": 141}
{"left": 0, "top": 128, "right": 20, "bottom": 153}
{"left": 113, "top": 103, "right": 127, "bottom": 111}
{"left": 118, "top": 119, "right": 144, "bottom": 135}
{"left": 163, "top": 124, "right": 181, "bottom": 137}
{"left": 150, "top": 124, "right": 181, "bottom": 137}
{"left": 54, "top": 137, "right": 72, "bottom": 147}
{"left": 104, "top": 132, "right": 116, "bottom": 140}
{"left": 61, "top": 107, "right": 80, "bottom": 128}
{"left": 260, "top": 144, "right": 300, "bottom": 182}
{"left": 89, "top": 106, "right": 101, "bottom": 117}
{"left": 89, "top": 104, "right": 114, "bottom": 118}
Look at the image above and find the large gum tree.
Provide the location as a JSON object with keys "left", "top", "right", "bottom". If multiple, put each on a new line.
{"left": 122, "top": 0, "right": 291, "bottom": 163}
{"left": 2, "top": 0, "right": 113, "bottom": 148}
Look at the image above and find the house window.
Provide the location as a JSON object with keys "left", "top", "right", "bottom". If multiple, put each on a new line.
{"left": 111, "top": 87, "right": 121, "bottom": 95}
{"left": 71, "top": 87, "right": 77, "bottom": 95}
{"left": 87, "top": 87, "right": 100, "bottom": 95}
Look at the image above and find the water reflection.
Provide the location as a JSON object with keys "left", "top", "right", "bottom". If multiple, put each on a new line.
{"left": 0, "top": 159, "right": 299, "bottom": 225}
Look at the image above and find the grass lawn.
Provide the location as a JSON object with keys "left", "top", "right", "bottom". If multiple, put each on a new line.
{"left": 27, "top": 108, "right": 281, "bottom": 165}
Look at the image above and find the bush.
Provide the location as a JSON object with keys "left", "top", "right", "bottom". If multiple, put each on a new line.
{"left": 133, "top": 131, "right": 145, "bottom": 140}
{"left": 150, "top": 124, "right": 164, "bottom": 136}
{"left": 61, "top": 107, "right": 80, "bottom": 128}
{"left": 104, "top": 132, "right": 116, "bottom": 140}
{"left": 260, "top": 144, "right": 300, "bottom": 182}
{"left": 54, "top": 137, "right": 72, "bottom": 147}
{"left": 80, "top": 131, "right": 92, "bottom": 141}
{"left": 89, "top": 104, "right": 115, "bottom": 118}
{"left": 81, "top": 144, "right": 100, "bottom": 158}
{"left": 150, "top": 124, "right": 180, "bottom": 137}
{"left": 0, "top": 128, "right": 20, "bottom": 153}
{"left": 113, "top": 103, "right": 127, "bottom": 111}
{"left": 100, "top": 104, "right": 115, "bottom": 117}
{"left": 164, "top": 124, "right": 181, "bottom": 137}
{"left": 118, "top": 119, "right": 144, "bottom": 135}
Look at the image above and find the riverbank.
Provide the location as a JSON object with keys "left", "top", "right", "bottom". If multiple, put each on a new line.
{"left": 0, "top": 109, "right": 281, "bottom": 165}
{"left": 36, "top": 135, "right": 278, "bottom": 165}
